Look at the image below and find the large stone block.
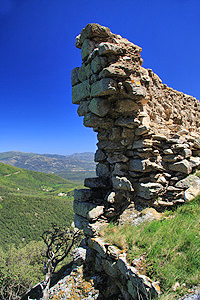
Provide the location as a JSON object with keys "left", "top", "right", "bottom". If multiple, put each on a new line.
{"left": 112, "top": 176, "right": 134, "bottom": 191}
{"left": 91, "top": 78, "right": 117, "bottom": 97}
{"left": 77, "top": 100, "right": 90, "bottom": 116}
{"left": 96, "top": 163, "right": 109, "bottom": 177}
{"left": 184, "top": 186, "right": 200, "bottom": 201}
{"left": 78, "top": 63, "right": 92, "bottom": 82}
{"left": 84, "top": 113, "right": 113, "bottom": 128}
{"left": 74, "top": 189, "right": 94, "bottom": 202}
{"left": 74, "top": 214, "right": 99, "bottom": 236}
{"left": 91, "top": 56, "right": 107, "bottom": 74}
{"left": 94, "top": 149, "right": 106, "bottom": 162}
{"left": 169, "top": 159, "right": 192, "bottom": 174}
{"left": 81, "top": 39, "right": 95, "bottom": 61}
{"left": 99, "top": 66, "right": 127, "bottom": 78}
{"left": 88, "top": 237, "right": 107, "bottom": 258}
{"left": 89, "top": 97, "right": 110, "bottom": 117}
{"left": 74, "top": 214, "right": 89, "bottom": 230}
{"left": 123, "top": 81, "right": 146, "bottom": 99}
{"left": 129, "top": 159, "right": 150, "bottom": 172}
{"left": 136, "top": 182, "right": 164, "bottom": 199}
{"left": 72, "top": 80, "right": 90, "bottom": 104}
{"left": 107, "top": 153, "right": 128, "bottom": 164}
{"left": 84, "top": 177, "right": 109, "bottom": 189}
{"left": 98, "top": 42, "right": 123, "bottom": 56}
{"left": 115, "top": 99, "right": 139, "bottom": 113}
{"left": 71, "top": 67, "right": 80, "bottom": 86}
{"left": 131, "top": 139, "right": 153, "bottom": 149}
{"left": 73, "top": 201, "right": 104, "bottom": 221}
{"left": 102, "top": 259, "right": 119, "bottom": 278}
{"left": 80, "top": 23, "right": 111, "bottom": 45}
{"left": 175, "top": 175, "right": 200, "bottom": 189}
{"left": 115, "top": 117, "right": 140, "bottom": 128}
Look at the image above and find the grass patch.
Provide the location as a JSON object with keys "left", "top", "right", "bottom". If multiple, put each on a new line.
{"left": 101, "top": 195, "right": 200, "bottom": 298}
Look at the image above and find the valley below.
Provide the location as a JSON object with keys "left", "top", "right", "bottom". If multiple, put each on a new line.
{"left": 0, "top": 151, "right": 96, "bottom": 182}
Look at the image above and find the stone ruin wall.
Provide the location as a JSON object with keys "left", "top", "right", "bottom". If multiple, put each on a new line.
{"left": 70, "top": 23, "right": 200, "bottom": 299}
{"left": 72, "top": 23, "right": 200, "bottom": 227}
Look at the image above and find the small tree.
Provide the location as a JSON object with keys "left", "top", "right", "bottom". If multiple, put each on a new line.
{"left": 41, "top": 225, "right": 80, "bottom": 300}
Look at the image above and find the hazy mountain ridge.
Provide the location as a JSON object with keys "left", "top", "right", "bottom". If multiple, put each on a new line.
{"left": 0, "top": 151, "right": 96, "bottom": 182}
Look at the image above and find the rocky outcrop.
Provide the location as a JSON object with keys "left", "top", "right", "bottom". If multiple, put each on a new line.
{"left": 71, "top": 23, "right": 200, "bottom": 299}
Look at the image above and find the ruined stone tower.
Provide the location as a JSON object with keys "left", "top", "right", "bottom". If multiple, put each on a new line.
{"left": 70, "top": 23, "right": 200, "bottom": 299}
{"left": 72, "top": 23, "right": 200, "bottom": 230}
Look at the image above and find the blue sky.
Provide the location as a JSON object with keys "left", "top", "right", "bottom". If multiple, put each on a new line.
{"left": 0, "top": 0, "right": 199, "bottom": 155}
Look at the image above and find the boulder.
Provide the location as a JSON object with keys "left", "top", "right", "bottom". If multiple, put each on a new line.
{"left": 74, "top": 214, "right": 89, "bottom": 230}
{"left": 129, "top": 159, "right": 162, "bottom": 173}
{"left": 115, "top": 117, "right": 140, "bottom": 128}
{"left": 99, "top": 65, "right": 127, "bottom": 78}
{"left": 115, "top": 99, "right": 139, "bottom": 113}
{"left": 78, "top": 63, "right": 91, "bottom": 82}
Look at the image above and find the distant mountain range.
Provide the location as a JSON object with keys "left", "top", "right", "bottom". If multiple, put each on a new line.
{"left": 0, "top": 151, "right": 96, "bottom": 182}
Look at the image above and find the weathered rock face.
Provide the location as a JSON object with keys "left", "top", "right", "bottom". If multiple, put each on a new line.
{"left": 71, "top": 23, "right": 200, "bottom": 299}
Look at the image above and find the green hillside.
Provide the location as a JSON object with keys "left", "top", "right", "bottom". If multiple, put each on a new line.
{"left": 0, "top": 163, "right": 81, "bottom": 248}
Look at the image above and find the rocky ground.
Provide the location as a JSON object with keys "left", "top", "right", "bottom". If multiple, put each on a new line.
{"left": 48, "top": 265, "right": 123, "bottom": 300}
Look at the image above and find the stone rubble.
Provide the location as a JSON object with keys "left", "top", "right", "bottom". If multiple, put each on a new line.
{"left": 71, "top": 23, "right": 200, "bottom": 299}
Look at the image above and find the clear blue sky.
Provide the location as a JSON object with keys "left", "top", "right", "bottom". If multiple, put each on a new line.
{"left": 0, "top": 0, "right": 199, "bottom": 155}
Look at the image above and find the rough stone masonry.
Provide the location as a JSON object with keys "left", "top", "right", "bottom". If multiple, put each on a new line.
{"left": 72, "top": 23, "right": 200, "bottom": 224}
{"left": 71, "top": 23, "right": 200, "bottom": 299}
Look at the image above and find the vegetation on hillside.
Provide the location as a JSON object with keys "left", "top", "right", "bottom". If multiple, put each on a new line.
{"left": 0, "top": 162, "right": 82, "bottom": 247}
{"left": 0, "top": 240, "right": 45, "bottom": 299}
{"left": 101, "top": 194, "right": 200, "bottom": 298}
{"left": 0, "top": 162, "right": 84, "bottom": 299}
{"left": 0, "top": 227, "right": 83, "bottom": 300}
